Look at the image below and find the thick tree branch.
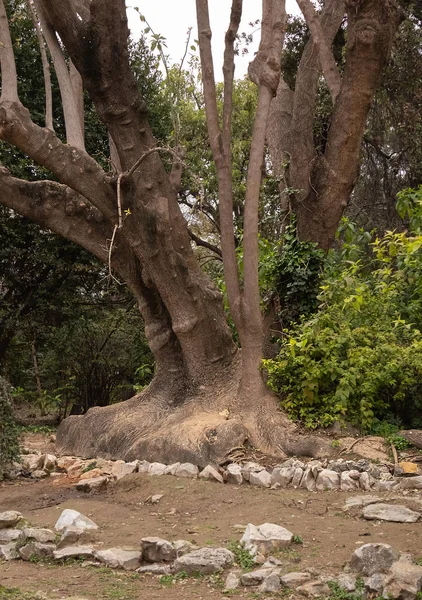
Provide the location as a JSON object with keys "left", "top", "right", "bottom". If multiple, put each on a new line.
{"left": 188, "top": 230, "right": 222, "bottom": 258}
{"left": 33, "top": 0, "right": 84, "bottom": 149}
{"left": 27, "top": 0, "right": 53, "bottom": 130}
{"left": 0, "top": 0, "right": 19, "bottom": 102}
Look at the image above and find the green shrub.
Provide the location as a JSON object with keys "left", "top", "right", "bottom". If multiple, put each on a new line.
{"left": 0, "top": 377, "right": 21, "bottom": 479}
{"left": 263, "top": 231, "right": 422, "bottom": 430}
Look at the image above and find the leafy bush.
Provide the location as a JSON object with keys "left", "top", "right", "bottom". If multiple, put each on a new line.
{"left": 264, "top": 231, "right": 422, "bottom": 430}
{"left": 0, "top": 377, "right": 20, "bottom": 479}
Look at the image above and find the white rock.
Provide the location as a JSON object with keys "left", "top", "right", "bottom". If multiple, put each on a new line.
{"left": 32, "top": 469, "right": 49, "bottom": 479}
{"left": 362, "top": 503, "right": 420, "bottom": 523}
{"left": 281, "top": 572, "right": 312, "bottom": 588}
{"left": 173, "top": 539, "right": 195, "bottom": 557}
{"left": 350, "top": 543, "right": 399, "bottom": 576}
{"left": 164, "top": 463, "right": 180, "bottom": 475}
{"left": 151, "top": 494, "right": 163, "bottom": 504}
{"left": 225, "top": 572, "right": 240, "bottom": 590}
{"left": 137, "top": 460, "right": 151, "bottom": 474}
{"left": 136, "top": 563, "right": 172, "bottom": 574}
{"left": 300, "top": 467, "right": 316, "bottom": 492}
{"left": 0, "top": 542, "right": 19, "bottom": 560}
{"left": 23, "top": 528, "right": 55, "bottom": 543}
{"left": 399, "top": 476, "right": 422, "bottom": 490}
{"left": 0, "top": 529, "right": 22, "bottom": 543}
{"left": 141, "top": 537, "right": 176, "bottom": 562}
{"left": 199, "top": 465, "right": 224, "bottom": 483}
{"left": 57, "top": 526, "right": 94, "bottom": 549}
{"left": 241, "top": 462, "right": 265, "bottom": 482}
{"left": 173, "top": 547, "right": 234, "bottom": 574}
{"left": 226, "top": 463, "right": 243, "bottom": 485}
{"left": 43, "top": 454, "right": 57, "bottom": 472}
{"left": 259, "top": 573, "right": 281, "bottom": 592}
{"left": 316, "top": 469, "right": 340, "bottom": 491}
{"left": 335, "top": 574, "right": 357, "bottom": 592}
{"left": 0, "top": 511, "right": 22, "bottom": 529}
{"left": 291, "top": 467, "right": 304, "bottom": 488}
{"left": 148, "top": 462, "right": 167, "bottom": 476}
{"left": 19, "top": 541, "right": 55, "bottom": 561}
{"left": 271, "top": 467, "right": 295, "bottom": 488}
{"left": 94, "top": 548, "right": 142, "bottom": 570}
{"left": 55, "top": 509, "right": 98, "bottom": 532}
{"left": 249, "top": 470, "right": 272, "bottom": 488}
{"left": 53, "top": 545, "right": 95, "bottom": 560}
{"left": 111, "top": 461, "right": 138, "bottom": 480}
{"left": 76, "top": 476, "right": 108, "bottom": 493}
{"left": 240, "top": 523, "right": 293, "bottom": 557}
{"left": 340, "top": 471, "right": 360, "bottom": 491}
{"left": 374, "top": 480, "right": 400, "bottom": 492}
{"left": 364, "top": 573, "right": 387, "bottom": 593}
{"left": 174, "top": 463, "right": 199, "bottom": 479}
{"left": 344, "top": 495, "right": 383, "bottom": 510}
{"left": 22, "top": 453, "right": 45, "bottom": 472}
{"left": 383, "top": 560, "right": 422, "bottom": 600}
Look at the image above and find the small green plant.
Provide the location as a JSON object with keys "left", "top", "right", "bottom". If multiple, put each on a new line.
{"left": 416, "top": 557, "right": 422, "bottom": 566}
{"left": 227, "top": 540, "right": 255, "bottom": 571}
{"left": 0, "top": 377, "right": 21, "bottom": 480}
{"left": 159, "top": 571, "right": 189, "bottom": 586}
{"left": 331, "top": 439, "right": 341, "bottom": 449}
{"left": 292, "top": 534, "right": 303, "bottom": 545}
{"left": 81, "top": 461, "right": 98, "bottom": 473}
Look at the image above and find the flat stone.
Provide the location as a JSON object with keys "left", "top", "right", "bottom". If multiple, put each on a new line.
{"left": 199, "top": 465, "right": 224, "bottom": 483}
{"left": 271, "top": 466, "right": 295, "bottom": 488}
{"left": 94, "top": 548, "right": 142, "bottom": 570}
{"left": 374, "top": 480, "right": 400, "bottom": 492}
{"left": 344, "top": 495, "right": 383, "bottom": 510}
{"left": 399, "top": 476, "right": 422, "bottom": 490}
{"left": 136, "top": 563, "right": 172, "bottom": 574}
{"left": 0, "top": 529, "right": 23, "bottom": 543}
{"left": 151, "top": 494, "right": 163, "bottom": 504}
{"left": 362, "top": 503, "right": 420, "bottom": 523}
{"left": 297, "top": 580, "right": 331, "bottom": 596}
{"left": 111, "top": 461, "right": 138, "bottom": 480}
{"left": 22, "top": 528, "right": 55, "bottom": 543}
{"left": 148, "top": 462, "right": 167, "bottom": 476}
{"left": 76, "top": 476, "right": 108, "bottom": 493}
{"left": 259, "top": 573, "right": 281, "bottom": 593}
{"left": 350, "top": 543, "right": 399, "bottom": 576}
{"left": 281, "top": 572, "right": 312, "bottom": 588}
{"left": 0, "top": 511, "right": 22, "bottom": 529}
{"left": 57, "top": 526, "right": 94, "bottom": 548}
{"left": 141, "top": 537, "right": 176, "bottom": 562}
{"left": 174, "top": 463, "right": 199, "bottom": 479}
{"left": 240, "top": 567, "right": 279, "bottom": 586}
{"left": 316, "top": 469, "right": 340, "bottom": 491}
{"left": 335, "top": 574, "right": 357, "bottom": 592}
{"left": 32, "top": 469, "right": 48, "bottom": 479}
{"left": 53, "top": 545, "right": 95, "bottom": 560}
{"left": 249, "top": 470, "right": 272, "bottom": 488}
{"left": 364, "top": 573, "right": 388, "bottom": 593}
{"left": 224, "top": 572, "right": 240, "bottom": 590}
{"left": 383, "top": 561, "right": 422, "bottom": 600}
{"left": 240, "top": 523, "right": 293, "bottom": 556}
{"left": 226, "top": 463, "right": 243, "bottom": 485}
{"left": 55, "top": 509, "right": 98, "bottom": 532}
{"left": 173, "top": 547, "right": 234, "bottom": 575}
{"left": 241, "top": 462, "right": 265, "bottom": 482}
{"left": 19, "top": 541, "right": 55, "bottom": 561}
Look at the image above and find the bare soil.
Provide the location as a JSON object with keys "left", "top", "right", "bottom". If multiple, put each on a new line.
{"left": 1, "top": 434, "right": 421, "bottom": 600}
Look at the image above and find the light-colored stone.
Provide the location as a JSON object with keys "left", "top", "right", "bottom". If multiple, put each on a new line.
{"left": 32, "top": 469, "right": 48, "bottom": 479}
{"left": 359, "top": 472, "right": 372, "bottom": 490}
{"left": 340, "top": 471, "right": 360, "bottom": 491}
{"left": 43, "top": 454, "right": 57, "bottom": 472}
{"left": 148, "top": 462, "right": 167, "bottom": 476}
{"left": 22, "top": 453, "right": 45, "bottom": 472}
{"left": 281, "top": 572, "right": 312, "bottom": 588}
{"left": 137, "top": 460, "right": 151, "bottom": 474}
{"left": 0, "top": 529, "right": 22, "bottom": 543}
{"left": 94, "top": 548, "right": 142, "bottom": 570}
{"left": 199, "top": 465, "right": 224, "bottom": 483}
{"left": 291, "top": 467, "right": 304, "bottom": 488}
{"left": 173, "top": 539, "right": 195, "bottom": 557}
{"left": 240, "top": 567, "right": 279, "bottom": 586}
{"left": 259, "top": 573, "right": 281, "bottom": 593}
{"left": 0, "top": 511, "right": 22, "bottom": 529}
{"left": 57, "top": 526, "right": 94, "bottom": 549}
{"left": 344, "top": 495, "right": 383, "bottom": 510}
{"left": 0, "top": 542, "right": 19, "bottom": 561}
{"left": 226, "top": 463, "right": 243, "bottom": 485}
{"left": 241, "top": 462, "right": 265, "bottom": 482}
{"left": 19, "top": 541, "right": 55, "bottom": 561}
{"left": 136, "top": 563, "right": 172, "bottom": 574}
{"left": 297, "top": 580, "right": 331, "bottom": 597}
{"left": 173, "top": 547, "right": 234, "bottom": 575}
{"left": 383, "top": 561, "right": 422, "bottom": 600}
{"left": 335, "top": 574, "right": 357, "bottom": 592}
{"left": 362, "top": 503, "right": 420, "bottom": 523}
{"left": 76, "top": 476, "right": 108, "bottom": 493}
{"left": 399, "top": 476, "right": 422, "bottom": 490}
{"left": 300, "top": 467, "right": 317, "bottom": 492}
{"left": 271, "top": 467, "right": 295, "bottom": 488}
{"left": 141, "top": 537, "right": 176, "bottom": 562}
{"left": 374, "top": 480, "right": 400, "bottom": 492}
{"left": 174, "top": 463, "right": 199, "bottom": 479}
{"left": 78, "top": 469, "right": 103, "bottom": 481}
{"left": 55, "top": 509, "right": 98, "bottom": 532}
{"left": 23, "top": 528, "right": 55, "bottom": 543}
{"left": 316, "top": 469, "right": 340, "bottom": 491}
{"left": 249, "top": 470, "right": 272, "bottom": 488}
{"left": 240, "top": 523, "right": 293, "bottom": 557}
{"left": 364, "top": 573, "right": 388, "bottom": 593}
{"left": 350, "top": 543, "right": 399, "bottom": 576}
{"left": 111, "top": 461, "right": 138, "bottom": 480}
{"left": 225, "top": 572, "right": 240, "bottom": 590}
{"left": 151, "top": 494, "right": 163, "bottom": 504}
{"left": 53, "top": 545, "right": 95, "bottom": 560}
{"left": 164, "top": 463, "right": 180, "bottom": 475}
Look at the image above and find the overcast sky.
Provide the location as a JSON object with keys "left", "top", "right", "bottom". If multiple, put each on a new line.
{"left": 127, "top": 1, "right": 301, "bottom": 79}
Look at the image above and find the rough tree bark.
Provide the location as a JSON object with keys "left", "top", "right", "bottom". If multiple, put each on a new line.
{"left": 1, "top": 0, "right": 334, "bottom": 464}
{"left": 267, "top": 0, "right": 403, "bottom": 250}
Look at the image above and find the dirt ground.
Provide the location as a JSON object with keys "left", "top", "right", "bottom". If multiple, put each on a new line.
{"left": 1, "top": 434, "right": 421, "bottom": 600}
